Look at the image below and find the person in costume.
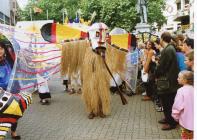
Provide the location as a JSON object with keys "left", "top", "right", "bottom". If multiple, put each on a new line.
{"left": 0, "top": 41, "right": 32, "bottom": 139}
{"left": 60, "top": 23, "right": 127, "bottom": 119}
{"left": 0, "top": 41, "right": 20, "bottom": 139}
{"left": 37, "top": 73, "right": 51, "bottom": 105}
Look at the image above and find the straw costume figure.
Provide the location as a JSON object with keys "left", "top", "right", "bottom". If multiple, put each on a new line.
{"left": 60, "top": 23, "right": 127, "bottom": 119}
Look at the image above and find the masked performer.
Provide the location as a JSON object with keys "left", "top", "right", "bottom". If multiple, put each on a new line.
{"left": 0, "top": 41, "right": 32, "bottom": 139}
{"left": 60, "top": 23, "right": 127, "bottom": 119}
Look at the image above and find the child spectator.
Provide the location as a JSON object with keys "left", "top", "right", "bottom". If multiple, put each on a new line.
{"left": 37, "top": 74, "right": 51, "bottom": 105}
{"left": 184, "top": 51, "right": 194, "bottom": 71}
{"left": 172, "top": 70, "right": 194, "bottom": 139}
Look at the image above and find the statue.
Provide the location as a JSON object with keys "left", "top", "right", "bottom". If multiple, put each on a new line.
{"left": 136, "top": 0, "right": 148, "bottom": 23}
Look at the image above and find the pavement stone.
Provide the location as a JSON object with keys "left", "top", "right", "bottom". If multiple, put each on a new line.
{"left": 4, "top": 74, "right": 180, "bottom": 140}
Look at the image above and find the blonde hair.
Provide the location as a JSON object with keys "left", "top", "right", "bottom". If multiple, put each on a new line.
{"left": 179, "top": 70, "right": 194, "bottom": 85}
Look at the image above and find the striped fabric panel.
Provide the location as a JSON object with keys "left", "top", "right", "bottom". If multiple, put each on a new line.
{"left": 0, "top": 126, "right": 9, "bottom": 131}
{"left": 0, "top": 123, "right": 11, "bottom": 127}
{"left": 20, "top": 93, "right": 32, "bottom": 106}
{"left": 0, "top": 123, "right": 11, "bottom": 138}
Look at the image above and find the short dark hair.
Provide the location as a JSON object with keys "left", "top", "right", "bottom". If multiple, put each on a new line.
{"left": 0, "top": 41, "right": 6, "bottom": 49}
{"left": 154, "top": 38, "right": 160, "bottom": 45}
{"left": 161, "top": 32, "right": 172, "bottom": 43}
{"left": 184, "top": 38, "right": 194, "bottom": 49}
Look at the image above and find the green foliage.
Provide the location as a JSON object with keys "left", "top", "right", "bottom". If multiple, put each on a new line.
{"left": 99, "top": 0, "right": 138, "bottom": 31}
{"left": 18, "top": 0, "right": 81, "bottom": 23}
{"left": 147, "top": 0, "right": 166, "bottom": 27}
{"left": 79, "top": 0, "right": 103, "bottom": 21}
{"left": 18, "top": 0, "right": 166, "bottom": 32}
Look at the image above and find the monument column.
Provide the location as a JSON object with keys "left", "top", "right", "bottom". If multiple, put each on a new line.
{"left": 135, "top": 0, "right": 151, "bottom": 34}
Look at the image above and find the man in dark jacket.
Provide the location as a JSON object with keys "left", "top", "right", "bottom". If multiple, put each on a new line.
{"left": 155, "top": 32, "right": 179, "bottom": 130}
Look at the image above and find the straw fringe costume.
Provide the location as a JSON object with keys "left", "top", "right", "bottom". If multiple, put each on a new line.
{"left": 61, "top": 39, "right": 126, "bottom": 118}
{"left": 82, "top": 47, "right": 111, "bottom": 115}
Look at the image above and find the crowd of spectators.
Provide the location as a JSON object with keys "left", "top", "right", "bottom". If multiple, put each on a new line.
{"left": 137, "top": 31, "right": 194, "bottom": 139}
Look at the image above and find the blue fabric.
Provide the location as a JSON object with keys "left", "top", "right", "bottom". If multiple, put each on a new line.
{"left": 0, "top": 60, "right": 12, "bottom": 90}
{"left": 176, "top": 52, "right": 187, "bottom": 71}
{"left": 131, "top": 51, "right": 138, "bottom": 65}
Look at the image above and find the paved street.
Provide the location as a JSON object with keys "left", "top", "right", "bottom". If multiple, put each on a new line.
{"left": 6, "top": 74, "right": 180, "bottom": 140}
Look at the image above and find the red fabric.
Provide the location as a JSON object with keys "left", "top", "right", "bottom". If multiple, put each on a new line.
{"left": 51, "top": 23, "right": 56, "bottom": 43}
{"left": 0, "top": 118, "right": 17, "bottom": 123}
{"left": 128, "top": 33, "right": 131, "bottom": 50}
{"left": 17, "top": 94, "right": 27, "bottom": 111}
{"left": 106, "top": 35, "right": 111, "bottom": 45}
{"left": 80, "top": 31, "right": 88, "bottom": 39}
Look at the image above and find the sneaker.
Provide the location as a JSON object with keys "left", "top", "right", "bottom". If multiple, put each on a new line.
{"left": 142, "top": 92, "right": 147, "bottom": 96}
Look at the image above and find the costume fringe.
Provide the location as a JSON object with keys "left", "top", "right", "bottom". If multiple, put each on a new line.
{"left": 106, "top": 44, "right": 127, "bottom": 73}
{"left": 61, "top": 41, "right": 127, "bottom": 116}
{"left": 82, "top": 48, "right": 111, "bottom": 115}
{"left": 61, "top": 40, "right": 90, "bottom": 77}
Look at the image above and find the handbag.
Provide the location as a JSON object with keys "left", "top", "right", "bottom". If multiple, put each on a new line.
{"left": 156, "top": 76, "right": 170, "bottom": 93}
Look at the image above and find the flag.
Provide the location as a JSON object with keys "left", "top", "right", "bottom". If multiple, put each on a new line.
{"left": 33, "top": 6, "right": 43, "bottom": 14}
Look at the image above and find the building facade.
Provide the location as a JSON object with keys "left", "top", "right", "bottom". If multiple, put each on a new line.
{"left": 161, "top": 0, "right": 194, "bottom": 36}
{"left": 0, "top": 0, "right": 18, "bottom": 25}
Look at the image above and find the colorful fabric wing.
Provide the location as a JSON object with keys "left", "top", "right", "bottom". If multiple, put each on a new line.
{"left": 0, "top": 21, "right": 61, "bottom": 138}
{"left": 0, "top": 88, "right": 32, "bottom": 138}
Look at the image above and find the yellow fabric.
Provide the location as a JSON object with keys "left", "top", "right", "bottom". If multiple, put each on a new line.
{"left": 56, "top": 24, "right": 81, "bottom": 42}
{"left": 0, "top": 126, "right": 9, "bottom": 131}
{"left": 25, "top": 23, "right": 40, "bottom": 33}
{"left": 111, "top": 34, "right": 129, "bottom": 50}
{"left": 3, "top": 100, "right": 23, "bottom": 116}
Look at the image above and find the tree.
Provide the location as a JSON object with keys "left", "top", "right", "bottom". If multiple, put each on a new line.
{"left": 147, "top": 0, "right": 166, "bottom": 28}
{"left": 99, "top": 0, "right": 138, "bottom": 31}
{"left": 18, "top": 0, "right": 166, "bottom": 32}
{"left": 18, "top": 0, "right": 81, "bottom": 23}
{"left": 79, "top": 0, "right": 166, "bottom": 31}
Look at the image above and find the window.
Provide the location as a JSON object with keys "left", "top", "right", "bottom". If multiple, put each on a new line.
{"left": 177, "top": 2, "right": 181, "bottom": 10}
{"left": 0, "top": 12, "right": 3, "bottom": 19}
{"left": 185, "top": 0, "right": 189, "bottom": 4}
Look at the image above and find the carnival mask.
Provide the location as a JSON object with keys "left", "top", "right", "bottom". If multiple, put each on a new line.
{"left": 88, "top": 23, "right": 109, "bottom": 55}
